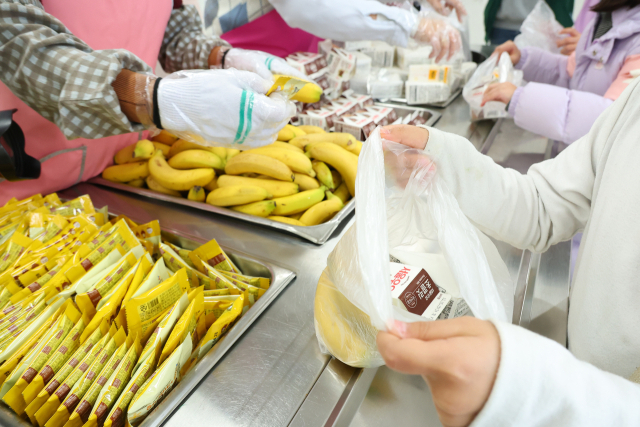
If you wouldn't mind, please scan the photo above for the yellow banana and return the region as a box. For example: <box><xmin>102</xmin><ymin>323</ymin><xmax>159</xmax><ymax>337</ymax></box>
<box><xmin>217</xmin><ymin>175</ymin><xmax>299</xmax><ymax>198</ymax></box>
<box><xmin>210</xmin><ymin>147</ymin><xmax>227</xmax><ymax>162</ymax></box>
<box><xmin>168</xmin><ymin>149</ymin><xmax>225</xmax><ymax>170</ymax></box>
<box><xmin>299</xmin><ymin>192</ymin><xmax>344</xmax><ymax>226</ymax></box>
<box><xmin>102</xmin><ymin>161</ymin><xmax>149</xmax><ymax>183</ymax></box>
<box><xmin>114</xmin><ymin>140</ymin><xmax>155</xmax><ymax>164</ymax></box>
<box><xmin>307</xmin><ymin>143</ymin><xmax>358</xmax><ymax>197</ymax></box>
<box><xmin>290</xmin><ymin>125</ymin><xmax>307</xmax><ymax>138</ymax></box>
<box><xmin>268</xmin><ymin>216</ymin><xmax>305</xmax><ymax>226</ymax></box>
<box><xmin>312</xmin><ymin>161</ymin><xmax>334</xmax><ymax>190</ymax></box>
<box><xmin>331</xmin><ymin>169</ymin><xmax>343</xmax><ymax>188</ymax></box>
<box><xmin>269</xmin><ymin>75</ymin><xmax>323</xmax><ymax>103</ymax></box>
<box><xmin>188</xmin><ymin>186</ymin><xmax>206</xmax><ymax>202</ymax></box>
<box><xmin>226</xmin><ymin>148</ymin><xmax>240</xmax><ymax>159</ymax></box>
<box><xmin>206</xmin><ymin>185</ymin><xmax>271</xmax><ymax>207</ymax></box>
<box><xmin>232</xmin><ymin>200</ymin><xmax>277</xmax><ymax>217</ymax></box>
<box><xmin>270</xmin><ymin>141</ymin><xmax>304</xmax><ymax>153</ymax></box>
<box><xmin>225</xmin><ymin>153</ymin><xmax>294</xmax><ymax>182</ymax></box>
<box><xmin>146</xmin><ymin>176</ymin><xmax>182</xmax><ymax>197</ymax></box>
<box><xmin>277</xmin><ymin>125</ymin><xmax>295</xmax><ymax>142</ymax></box>
<box><xmin>127</xmin><ymin>178</ymin><xmax>145</xmax><ymax>188</ymax></box>
<box><xmin>293</xmin><ymin>133</ymin><xmax>362</xmax><ymax>155</ymax></box>
<box><xmin>332</xmin><ymin>182</ymin><xmax>351</xmax><ymax>204</ymax></box>
<box><xmin>152</xmin><ymin>141</ymin><xmax>171</xmax><ymax>157</ymax></box>
<box><xmin>289</xmin><ymin>212</ymin><xmax>303</xmax><ymax>220</ymax></box>
<box><xmin>246</xmin><ymin>147</ymin><xmax>315</xmax><ymax>176</ymax></box>
<box><xmin>148</xmin><ymin>150</ymin><xmax>214</xmax><ymax>191</ymax></box>
<box><xmin>297</xmin><ymin>125</ymin><xmax>326</xmax><ymax>134</ymax></box>
<box><xmin>204</xmin><ymin>176</ymin><xmax>218</xmax><ymax>191</ymax></box>
<box><xmin>168</xmin><ymin>139</ymin><xmax>225</xmax><ymax>159</ymax></box>
<box><xmin>293</xmin><ymin>173</ymin><xmax>320</xmax><ymax>191</ymax></box>
<box><xmin>151</xmin><ymin>130</ymin><xmax>179</xmax><ymax>145</ymax></box>
<box><xmin>272</xmin><ymin>186</ymin><xmax>326</xmax><ymax>216</ymax></box>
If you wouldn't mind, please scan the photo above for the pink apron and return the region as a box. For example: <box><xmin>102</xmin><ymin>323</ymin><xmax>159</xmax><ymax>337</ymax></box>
<box><xmin>0</xmin><ymin>0</ymin><xmax>173</xmax><ymax>203</ymax></box>
<box><xmin>221</xmin><ymin>9</ymin><xmax>322</xmax><ymax>58</ymax></box>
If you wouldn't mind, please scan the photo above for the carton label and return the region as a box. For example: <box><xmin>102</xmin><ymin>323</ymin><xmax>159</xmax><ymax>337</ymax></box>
<box><xmin>390</xmin><ymin>262</ymin><xmax>451</xmax><ymax>321</ymax></box>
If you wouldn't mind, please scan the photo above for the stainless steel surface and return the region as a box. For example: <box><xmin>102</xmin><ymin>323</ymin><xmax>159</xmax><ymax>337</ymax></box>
<box><xmin>88</xmin><ymin>177</ymin><xmax>355</xmax><ymax>245</ymax></box>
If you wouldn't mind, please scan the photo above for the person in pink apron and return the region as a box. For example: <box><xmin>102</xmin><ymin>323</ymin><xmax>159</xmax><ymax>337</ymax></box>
<box><xmin>0</xmin><ymin>0</ymin><xmax>304</xmax><ymax>203</ymax></box>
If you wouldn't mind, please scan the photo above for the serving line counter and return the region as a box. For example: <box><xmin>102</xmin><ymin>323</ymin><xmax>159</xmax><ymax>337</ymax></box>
<box><xmin>0</xmin><ymin>94</ymin><xmax>570</xmax><ymax>427</ymax></box>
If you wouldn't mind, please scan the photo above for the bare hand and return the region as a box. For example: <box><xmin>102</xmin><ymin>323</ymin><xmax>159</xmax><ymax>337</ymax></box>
<box><xmin>557</xmin><ymin>27</ymin><xmax>581</xmax><ymax>55</ymax></box>
<box><xmin>426</xmin><ymin>0</ymin><xmax>467</xmax><ymax>23</ymax></box>
<box><xmin>377</xmin><ymin>317</ymin><xmax>501</xmax><ymax>427</ymax></box>
<box><xmin>481</xmin><ymin>82</ymin><xmax>517</xmax><ymax>107</ymax></box>
<box><xmin>492</xmin><ymin>41</ymin><xmax>521</xmax><ymax>66</ymax></box>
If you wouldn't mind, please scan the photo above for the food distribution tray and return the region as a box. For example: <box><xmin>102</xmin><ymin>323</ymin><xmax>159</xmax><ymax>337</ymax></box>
<box><xmin>390</xmin><ymin>88</ymin><xmax>462</xmax><ymax>109</ymax></box>
<box><xmin>0</xmin><ymin>227</ymin><xmax>296</xmax><ymax>427</ymax></box>
<box><xmin>89</xmin><ymin>177</ymin><xmax>355</xmax><ymax>245</ymax></box>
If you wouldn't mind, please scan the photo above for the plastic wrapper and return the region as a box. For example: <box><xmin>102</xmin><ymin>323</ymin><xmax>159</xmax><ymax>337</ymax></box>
<box><xmin>314</xmin><ymin>127</ymin><xmax>513</xmax><ymax>368</ymax></box>
<box><xmin>413</xmin><ymin>11</ymin><xmax>462</xmax><ymax>63</ymax></box>
<box><xmin>188</xmin><ymin>239</ymin><xmax>240</xmax><ymax>274</ymax></box>
<box><xmin>514</xmin><ymin>0</ymin><xmax>564</xmax><ymax>53</ymax></box>
<box><xmin>462</xmin><ymin>52</ymin><xmax>523</xmax><ymax>121</ymax></box>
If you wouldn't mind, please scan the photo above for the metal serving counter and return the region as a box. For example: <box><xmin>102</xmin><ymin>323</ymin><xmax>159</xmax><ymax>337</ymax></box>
<box><xmin>48</xmin><ymin>93</ymin><xmax>570</xmax><ymax>427</ymax></box>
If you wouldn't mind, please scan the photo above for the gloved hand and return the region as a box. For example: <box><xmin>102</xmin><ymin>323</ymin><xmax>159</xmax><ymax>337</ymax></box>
<box><xmin>155</xmin><ymin>69</ymin><xmax>295</xmax><ymax>148</ymax></box>
<box><xmin>413</xmin><ymin>13</ymin><xmax>462</xmax><ymax>62</ymax></box>
<box><xmin>223</xmin><ymin>48</ymin><xmax>308</xmax><ymax>81</ymax></box>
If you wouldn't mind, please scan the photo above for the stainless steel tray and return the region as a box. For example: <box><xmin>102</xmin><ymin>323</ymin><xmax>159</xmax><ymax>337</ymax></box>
<box><xmin>370</xmin><ymin>103</ymin><xmax>442</xmax><ymax>127</ymax></box>
<box><xmin>390</xmin><ymin>88</ymin><xmax>462</xmax><ymax>109</ymax></box>
<box><xmin>0</xmin><ymin>226</ymin><xmax>296</xmax><ymax>427</ymax></box>
<box><xmin>88</xmin><ymin>177</ymin><xmax>354</xmax><ymax>245</ymax></box>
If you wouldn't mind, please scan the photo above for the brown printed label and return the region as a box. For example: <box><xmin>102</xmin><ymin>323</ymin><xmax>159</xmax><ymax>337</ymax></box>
<box><xmin>97</xmin><ymin>375</ymin><xmax>108</xmax><ymax>387</ymax></box>
<box><xmin>207</xmin><ymin>254</ymin><xmax>226</xmax><ymax>267</ymax></box>
<box><xmin>109</xmin><ymin>408</ymin><xmax>123</xmax><ymax>425</ymax></box>
<box><xmin>40</xmin><ymin>365</ymin><xmax>54</xmax><ymax>383</ymax></box>
<box><xmin>87</xmin><ymin>289</ymin><xmax>102</xmax><ymax>307</ymax></box>
<box><xmin>78</xmin><ymin>361</ymin><xmax>89</xmax><ymax>372</ymax></box>
<box><xmin>45</xmin><ymin>379</ymin><xmax>61</xmax><ymax>394</ymax></box>
<box><xmin>95</xmin><ymin>402</ymin><xmax>109</xmax><ymax>420</ymax></box>
<box><xmin>76</xmin><ymin>400</ymin><xmax>92</xmax><ymax>423</ymax></box>
<box><xmin>63</xmin><ymin>393</ymin><xmax>80</xmax><ymax>411</ymax></box>
<box><xmin>397</xmin><ymin>269</ymin><xmax>440</xmax><ymax>316</ymax></box>
<box><xmin>22</xmin><ymin>367</ymin><xmax>38</xmax><ymax>383</ymax></box>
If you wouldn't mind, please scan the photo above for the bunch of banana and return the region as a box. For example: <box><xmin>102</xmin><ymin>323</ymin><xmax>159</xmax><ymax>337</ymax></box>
<box><xmin>101</xmin><ymin>126</ymin><xmax>360</xmax><ymax>226</ymax></box>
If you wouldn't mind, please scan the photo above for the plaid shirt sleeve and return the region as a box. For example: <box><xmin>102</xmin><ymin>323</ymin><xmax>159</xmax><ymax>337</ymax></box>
<box><xmin>0</xmin><ymin>0</ymin><xmax>151</xmax><ymax>139</ymax></box>
<box><xmin>158</xmin><ymin>5</ymin><xmax>230</xmax><ymax>73</ymax></box>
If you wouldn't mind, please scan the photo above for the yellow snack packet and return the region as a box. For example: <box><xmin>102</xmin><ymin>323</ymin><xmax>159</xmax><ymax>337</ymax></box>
<box><xmin>97</xmin><ymin>253</ymin><xmax>152</xmax><ymax>313</ymax></box>
<box><xmin>109</xmin><ymin>215</ymin><xmax>138</xmax><ymax>229</ymax></box>
<box><xmin>158</xmin><ymin>288</ymin><xmax>203</xmax><ymax>366</ymax></box>
<box><xmin>30</xmin><ymin>320</ymin><xmax>109</xmax><ymax>427</ymax></box>
<box><xmin>124</xmin><ymin>269</ymin><xmax>190</xmax><ymax>339</ymax></box>
<box><xmin>189</xmin><ymin>239</ymin><xmax>240</xmax><ymax>273</ymax></box>
<box><xmin>202</xmin><ymin>289</ymin><xmax>233</xmax><ymax>297</ymax></box>
<box><xmin>0</xmin><ymin>220</ymin><xmax>24</xmax><ymax>246</ymax></box>
<box><xmin>127</xmin><ymin>334</ymin><xmax>193</xmax><ymax>426</ymax></box>
<box><xmin>158</xmin><ymin>242</ymin><xmax>200</xmax><ymax>288</ymax></box>
<box><xmin>0</xmin><ymin>291</ymin><xmax>43</xmax><ymax>326</ymax></box>
<box><xmin>204</xmin><ymin>296</ymin><xmax>240</xmax><ymax>328</ymax></box>
<box><xmin>51</xmin><ymin>196</ymin><xmax>95</xmax><ymax>217</ymax></box>
<box><xmin>84</xmin><ymin>212</ymin><xmax>105</xmax><ymax>227</ymax></box>
<box><xmin>2</xmin><ymin>303</ymin><xmax>80</xmax><ymax>414</ymax></box>
<box><xmin>0</xmin><ymin>280</ymin><xmax>24</xmax><ymax>311</ymax></box>
<box><xmin>164</xmin><ymin>242</ymin><xmax>196</xmax><ymax>269</ymax></box>
<box><xmin>67</xmin><ymin>335</ymin><xmax>132</xmax><ymax>427</ymax></box>
<box><xmin>113</xmin><ymin>255</ymin><xmax>154</xmax><ymax>331</ymax></box>
<box><xmin>79</xmin><ymin>277</ymin><xmax>131</xmax><ymax>344</ymax></box>
<box><xmin>128</xmin><ymin>258</ymin><xmax>171</xmax><ymax>300</ymax></box>
<box><xmin>0</xmin><ymin>232</ymin><xmax>34</xmax><ymax>273</ymax></box>
<box><xmin>17</xmin><ymin>254</ymin><xmax>71</xmax><ymax>288</ymax></box>
<box><xmin>43</xmin><ymin>194</ymin><xmax>62</xmax><ymax>208</ymax></box>
<box><xmin>4</xmin><ymin>197</ymin><xmax>18</xmax><ymax>207</ymax></box>
<box><xmin>0</xmin><ymin>299</ymin><xmax>47</xmax><ymax>349</ymax></box>
<box><xmin>197</xmin><ymin>294</ymin><xmax>244</xmax><ymax>360</ymax></box>
<box><xmin>65</xmin><ymin>244</ymin><xmax>132</xmax><ymax>299</ymax></box>
<box><xmin>39</xmin><ymin>215</ymin><xmax>70</xmax><ymax>243</ymax></box>
<box><xmin>218</xmin><ymin>270</ymin><xmax>270</xmax><ymax>290</ymax></box>
<box><xmin>132</xmin><ymin>220</ymin><xmax>161</xmax><ymax>247</ymax></box>
<box><xmin>216</xmin><ymin>273</ymin><xmax>265</xmax><ymax>306</ymax></box>
<box><xmin>88</xmin><ymin>334</ymin><xmax>141</xmax><ymax>427</ymax></box>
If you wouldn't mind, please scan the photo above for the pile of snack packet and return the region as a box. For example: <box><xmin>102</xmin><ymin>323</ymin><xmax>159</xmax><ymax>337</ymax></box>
<box><xmin>0</xmin><ymin>193</ymin><xmax>270</xmax><ymax>427</ymax></box>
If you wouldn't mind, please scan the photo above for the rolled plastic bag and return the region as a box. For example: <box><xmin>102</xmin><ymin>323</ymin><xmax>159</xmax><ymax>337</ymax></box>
<box><xmin>514</xmin><ymin>0</ymin><xmax>564</xmax><ymax>53</ymax></box>
<box><xmin>314</xmin><ymin>127</ymin><xmax>513</xmax><ymax>368</ymax></box>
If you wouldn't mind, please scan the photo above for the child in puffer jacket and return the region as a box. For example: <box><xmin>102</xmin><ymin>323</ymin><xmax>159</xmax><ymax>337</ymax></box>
<box><xmin>481</xmin><ymin>0</ymin><xmax>640</xmax><ymax>144</ymax></box>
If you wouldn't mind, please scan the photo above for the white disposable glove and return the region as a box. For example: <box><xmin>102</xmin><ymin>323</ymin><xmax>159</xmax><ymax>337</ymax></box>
<box><xmin>157</xmin><ymin>69</ymin><xmax>295</xmax><ymax>148</ymax></box>
<box><xmin>413</xmin><ymin>12</ymin><xmax>462</xmax><ymax>62</ymax></box>
<box><xmin>224</xmin><ymin>48</ymin><xmax>308</xmax><ymax>81</ymax></box>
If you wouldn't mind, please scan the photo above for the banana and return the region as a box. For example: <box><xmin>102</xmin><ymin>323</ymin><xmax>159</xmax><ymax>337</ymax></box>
<box><xmin>168</xmin><ymin>149</ymin><xmax>225</xmax><ymax>170</ymax></box>
<box><xmin>246</xmin><ymin>147</ymin><xmax>315</xmax><ymax>176</ymax></box>
<box><xmin>206</xmin><ymin>185</ymin><xmax>271</xmax><ymax>207</ymax></box>
<box><xmin>290</xmin><ymin>125</ymin><xmax>307</xmax><ymax>139</ymax></box>
<box><xmin>297</xmin><ymin>125</ymin><xmax>326</xmax><ymax>134</ymax></box>
<box><xmin>268</xmin><ymin>216</ymin><xmax>305</xmax><ymax>226</ymax></box>
<box><xmin>293</xmin><ymin>133</ymin><xmax>362</xmax><ymax>155</ymax></box>
<box><xmin>151</xmin><ymin>130</ymin><xmax>179</xmax><ymax>145</ymax></box>
<box><xmin>168</xmin><ymin>139</ymin><xmax>225</xmax><ymax>159</ymax></box>
<box><xmin>307</xmin><ymin>143</ymin><xmax>358</xmax><ymax>197</ymax></box>
<box><xmin>114</xmin><ymin>140</ymin><xmax>155</xmax><ymax>164</ymax></box>
<box><xmin>289</xmin><ymin>212</ymin><xmax>303</xmax><ymax>220</ymax></box>
<box><xmin>277</xmin><ymin>125</ymin><xmax>295</xmax><ymax>142</ymax></box>
<box><xmin>102</xmin><ymin>161</ymin><xmax>149</xmax><ymax>183</ymax></box>
<box><xmin>270</xmin><ymin>75</ymin><xmax>322</xmax><ymax>103</ymax></box>
<box><xmin>293</xmin><ymin>173</ymin><xmax>320</xmax><ymax>191</ymax></box>
<box><xmin>217</xmin><ymin>175</ymin><xmax>299</xmax><ymax>198</ymax></box>
<box><xmin>312</xmin><ymin>161</ymin><xmax>334</xmax><ymax>190</ymax></box>
<box><xmin>188</xmin><ymin>186</ymin><xmax>206</xmax><ymax>202</ymax></box>
<box><xmin>146</xmin><ymin>176</ymin><xmax>182</xmax><ymax>197</ymax></box>
<box><xmin>225</xmin><ymin>153</ymin><xmax>294</xmax><ymax>182</ymax></box>
<box><xmin>299</xmin><ymin>191</ymin><xmax>344</xmax><ymax>226</ymax></box>
<box><xmin>232</xmin><ymin>200</ymin><xmax>277</xmax><ymax>217</ymax></box>
<box><xmin>272</xmin><ymin>186</ymin><xmax>326</xmax><ymax>216</ymax></box>
<box><xmin>226</xmin><ymin>148</ymin><xmax>240</xmax><ymax>159</ymax></box>
<box><xmin>152</xmin><ymin>141</ymin><xmax>171</xmax><ymax>157</ymax></box>
<box><xmin>210</xmin><ymin>147</ymin><xmax>227</xmax><ymax>162</ymax></box>
<box><xmin>332</xmin><ymin>182</ymin><xmax>351</xmax><ymax>204</ymax></box>
<box><xmin>148</xmin><ymin>150</ymin><xmax>214</xmax><ymax>191</ymax></box>
<box><xmin>127</xmin><ymin>179</ymin><xmax>145</xmax><ymax>188</ymax></box>
<box><xmin>204</xmin><ymin>176</ymin><xmax>218</xmax><ymax>191</ymax></box>
<box><xmin>331</xmin><ymin>169</ymin><xmax>343</xmax><ymax>188</ymax></box>
<box><xmin>271</xmin><ymin>141</ymin><xmax>304</xmax><ymax>153</ymax></box>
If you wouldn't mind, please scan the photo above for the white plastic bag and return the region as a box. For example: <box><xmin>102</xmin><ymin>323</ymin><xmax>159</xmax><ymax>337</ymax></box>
<box><xmin>462</xmin><ymin>52</ymin><xmax>523</xmax><ymax>121</ymax></box>
<box><xmin>514</xmin><ymin>0</ymin><xmax>564</xmax><ymax>53</ymax></box>
<box><xmin>314</xmin><ymin>127</ymin><xmax>513</xmax><ymax>368</ymax></box>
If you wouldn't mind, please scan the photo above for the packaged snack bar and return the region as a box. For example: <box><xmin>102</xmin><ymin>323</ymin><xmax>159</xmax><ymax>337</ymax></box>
<box><xmin>64</xmin><ymin>246</ymin><xmax>128</xmax><ymax>298</ymax></box>
<box><xmin>109</xmin><ymin>215</ymin><xmax>138</xmax><ymax>229</ymax></box>
<box><xmin>50</xmin><ymin>196</ymin><xmax>94</xmax><ymax>217</ymax></box>
<box><xmin>0</xmin><ymin>299</ymin><xmax>47</xmax><ymax>349</ymax></box>
<box><xmin>133</xmin><ymin>221</ymin><xmax>161</xmax><ymax>247</ymax></box>
<box><xmin>204</xmin><ymin>296</ymin><xmax>240</xmax><ymax>328</ymax></box>
<box><xmin>196</xmin><ymin>294</ymin><xmax>243</xmax><ymax>360</ymax></box>
<box><xmin>217</xmin><ymin>270</ymin><xmax>270</xmax><ymax>290</ymax></box>
<box><xmin>164</xmin><ymin>242</ymin><xmax>195</xmax><ymax>269</ymax></box>
<box><xmin>0</xmin><ymin>281</ymin><xmax>24</xmax><ymax>313</ymax></box>
<box><xmin>189</xmin><ymin>239</ymin><xmax>240</xmax><ymax>274</ymax></box>
<box><xmin>87</xmin><ymin>335</ymin><xmax>141</xmax><ymax>427</ymax></box>
<box><xmin>79</xmin><ymin>278</ymin><xmax>130</xmax><ymax>344</ymax></box>
<box><xmin>202</xmin><ymin>289</ymin><xmax>233</xmax><ymax>297</ymax></box>
<box><xmin>97</xmin><ymin>253</ymin><xmax>151</xmax><ymax>313</ymax></box>
<box><xmin>127</xmin><ymin>334</ymin><xmax>193</xmax><ymax>426</ymax></box>
<box><xmin>129</xmin><ymin>258</ymin><xmax>171</xmax><ymax>300</ymax></box>
<box><xmin>114</xmin><ymin>255</ymin><xmax>154</xmax><ymax>330</ymax></box>
<box><xmin>30</xmin><ymin>320</ymin><xmax>109</xmax><ymax>427</ymax></box>
<box><xmin>2</xmin><ymin>303</ymin><xmax>80</xmax><ymax>414</ymax></box>
<box><xmin>158</xmin><ymin>243</ymin><xmax>200</xmax><ymax>288</ymax></box>
<box><xmin>0</xmin><ymin>232</ymin><xmax>34</xmax><ymax>273</ymax></box>
<box><xmin>158</xmin><ymin>289</ymin><xmax>203</xmax><ymax>365</ymax></box>
<box><xmin>217</xmin><ymin>274</ymin><xmax>265</xmax><ymax>306</ymax></box>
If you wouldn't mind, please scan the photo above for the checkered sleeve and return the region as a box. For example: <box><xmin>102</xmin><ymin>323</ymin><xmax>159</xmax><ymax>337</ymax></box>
<box><xmin>159</xmin><ymin>5</ymin><xmax>230</xmax><ymax>73</ymax></box>
<box><xmin>0</xmin><ymin>0</ymin><xmax>152</xmax><ymax>139</ymax></box>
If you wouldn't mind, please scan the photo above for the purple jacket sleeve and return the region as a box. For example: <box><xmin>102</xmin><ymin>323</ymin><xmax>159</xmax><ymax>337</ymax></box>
<box><xmin>516</xmin><ymin>47</ymin><xmax>571</xmax><ymax>88</ymax></box>
<box><xmin>508</xmin><ymin>83</ymin><xmax>614</xmax><ymax>144</ymax></box>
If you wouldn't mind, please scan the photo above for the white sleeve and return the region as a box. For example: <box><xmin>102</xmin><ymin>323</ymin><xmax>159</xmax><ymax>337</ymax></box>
<box><xmin>269</xmin><ymin>0</ymin><xmax>417</xmax><ymax>47</ymax></box>
<box><xmin>470</xmin><ymin>322</ymin><xmax>640</xmax><ymax>427</ymax></box>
